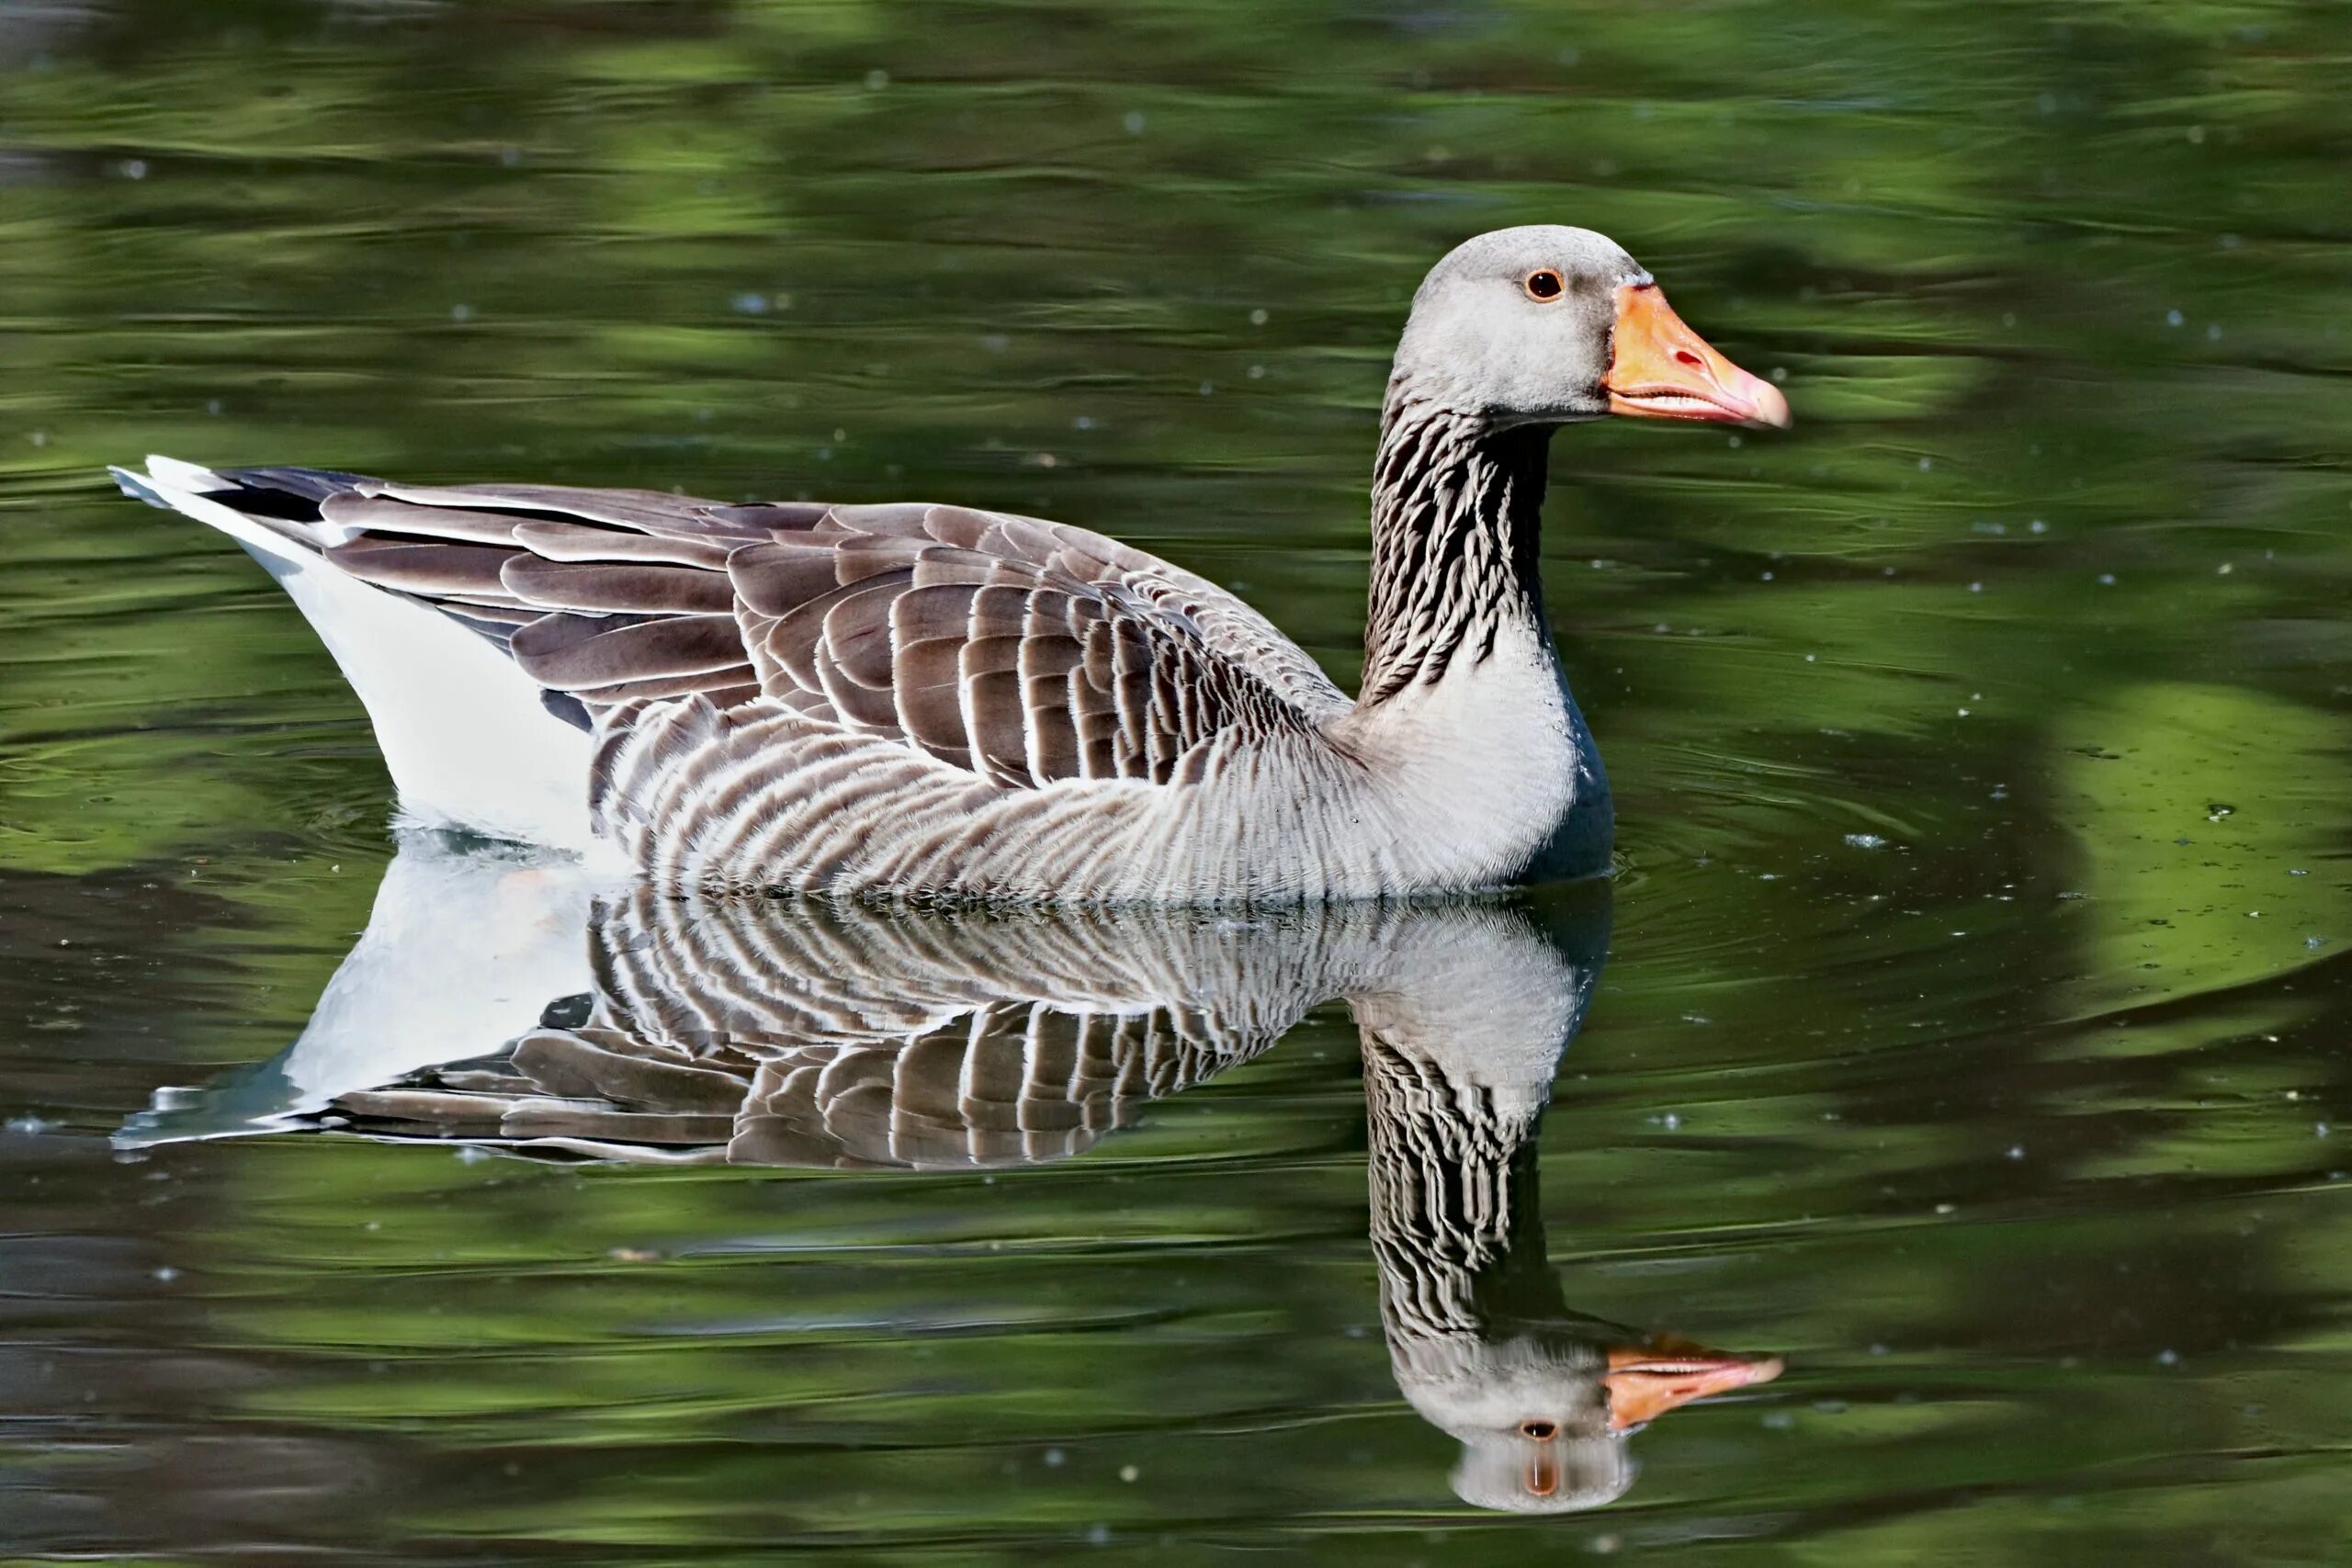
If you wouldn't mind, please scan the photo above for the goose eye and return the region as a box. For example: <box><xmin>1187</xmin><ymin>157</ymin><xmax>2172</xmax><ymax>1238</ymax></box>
<box><xmin>1523</xmin><ymin>268</ymin><xmax>1566</xmax><ymax>301</ymax></box>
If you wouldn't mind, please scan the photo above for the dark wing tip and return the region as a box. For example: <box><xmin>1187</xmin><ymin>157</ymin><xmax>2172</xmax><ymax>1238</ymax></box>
<box><xmin>213</xmin><ymin>466</ymin><xmax>377</xmax><ymax>523</ymax></box>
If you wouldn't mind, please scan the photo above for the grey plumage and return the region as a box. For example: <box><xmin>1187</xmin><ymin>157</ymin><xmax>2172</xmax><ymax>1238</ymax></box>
<box><xmin>112</xmin><ymin>225</ymin><xmax>1790</xmax><ymax>899</ymax></box>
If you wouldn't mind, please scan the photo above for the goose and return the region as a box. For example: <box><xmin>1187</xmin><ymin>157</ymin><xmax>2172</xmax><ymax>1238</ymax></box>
<box><xmin>110</xmin><ymin>226</ymin><xmax>1788</xmax><ymax>902</ymax></box>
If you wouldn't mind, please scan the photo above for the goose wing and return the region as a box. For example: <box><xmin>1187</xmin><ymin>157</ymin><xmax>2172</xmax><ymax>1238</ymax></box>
<box><xmin>217</xmin><ymin>468</ymin><xmax>1348</xmax><ymax>788</ymax></box>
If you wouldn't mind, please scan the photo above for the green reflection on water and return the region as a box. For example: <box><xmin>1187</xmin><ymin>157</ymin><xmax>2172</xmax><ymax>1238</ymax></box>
<box><xmin>3</xmin><ymin>0</ymin><xmax>2351</xmax><ymax>1562</ymax></box>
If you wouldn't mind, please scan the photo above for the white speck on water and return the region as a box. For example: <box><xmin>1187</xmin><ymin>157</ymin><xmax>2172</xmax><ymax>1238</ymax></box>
<box><xmin>1770</xmin><ymin>365</ymin><xmax>1788</xmax><ymax>382</ymax></box>
<box><xmin>2320</xmin><ymin>1122</ymin><xmax>2333</xmax><ymax>1139</ymax></box>
<box><xmin>2007</xmin><ymin>1145</ymin><xmax>2026</xmax><ymax>1160</ymax></box>
<box><xmin>1957</xmin><ymin>707</ymin><xmax>1971</xmax><ymax>717</ymax></box>
<box><xmin>2030</xmin><ymin>518</ymin><xmax>2048</xmax><ymax>534</ymax></box>
<box><xmin>1662</xmin><ymin>1113</ymin><xmax>1682</xmax><ymax>1130</ymax></box>
<box><xmin>1123</xmin><ymin>111</ymin><xmax>1146</xmax><ymax>134</ymax></box>
<box><xmin>1043</xmin><ymin>1448</ymin><xmax>1066</xmax><ymax>1468</ymax></box>
<box><xmin>730</xmin><ymin>291</ymin><xmax>769</xmax><ymax>315</ymax></box>
<box><xmin>1197</xmin><ymin>381</ymin><xmax>1215</xmax><ymax>396</ymax></box>
<box><xmin>2307</xmin><ymin>935</ymin><xmax>2327</xmax><ymax>951</ymax></box>
<box><xmin>6</xmin><ymin>1114</ymin><xmax>54</xmax><ymax>1135</ymax></box>
<box><xmin>2207</xmin><ymin>322</ymin><xmax>2223</xmax><ymax>341</ymax></box>
<box><xmin>2291</xmin><ymin>868</ymin><xmax>2309</xmax><ymax>876</ymax></box>
<box><xmin>1246</xmin><ymin>364</ymin><xmax>1265</xmax><ymax>379</ymax></box>
<box><xmin>1249</xmin><ymin>308</ymin><xmax>1269</xmax><ymax>326</ymax></box>
<box><xmin>1917</xmin><ymin>457</ymin><xmax>1933</xmax><ymax>471</ymax></box>
<box><xmin>2156</xmin><ymin>1348</ymin><xmax>2179</xmax><ymax>1366</ymax></box>
<box><xmin>153</xmin><ymin>1266</ymin><xmax>179</xmax><ymax>1283</ymax></box>
<box><xmin>119</xmin><ymin>157</ymin><xmax>148</xmax><ymax>179</ymax></box>
<box><xmin>2098</xmin><ymin>572</ymin><xmax>2116</xmax><ymax>585</ymax></box>
<box><xmin>2217</xmin><ymin>561</ymin><xmax>2233</xmax><ymax>574</ymax></box>
<box><xmin>1760</xmin><ymin>570</ymin><xmax>1772</xmax><ymax>580</ymax></box>
<box><xmin>1072</xmin><ymin>415</ymin><xmax>1094</xmax><ymax>431</ymax></box>
<box><xmin>456</xmin><ymin>1145</ymin><xmax>491</xmax><ymax>1164</ymax></box>
<box><xmin>1761</xmin><ymin>1409</ymin><xmax>1795</xmax><ymax>1429</ymax></box>
<box><xmin>1119</xmin><ymin>1464</ymin><xmax>1139</xmax><ymax>1483</ymax></box>
<box><xmin>449</xmin><ymin>303</ymin><xmax>473</xmax><ymax>322</ymax></box>
<box><xmin>1845</xmin><ymin>833</ymin><xmax>1886</xmax><ymax>850</ymax></box>
<box><xmin>2165</xmin><ymin>309</ymin><xmax>2184</xmax><ymax>327</ymax></box>
<box><xmin>1934</xmin><ymin>1202</ymin><xmax>1956</xmax><ymax>1215</ymax></box>
<box><xmin>1804</xmin><ymin>652</ymin><xmax>1816</xmax><ymax>662</ymax></box>
<box><xmin>1968</xmin><ymin>581</ymin><xmax>1984</xmax><ymax>592</ymax></box>
<box><xmin>864</xmin><ymin>69</ymin><xmax>890</xmax><ymax>90</ymax></box>
<box><xmin>205</xmin><ymin>399</ymin><xmax>222</xmax><ymax>416</ymax></box>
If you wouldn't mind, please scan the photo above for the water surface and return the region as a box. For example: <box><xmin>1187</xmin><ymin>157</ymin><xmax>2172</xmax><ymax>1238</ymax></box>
<box><xmin>4</xmin><ymin>1</ymin><xmax>2351</xmax><ymax>1562</ymax></box>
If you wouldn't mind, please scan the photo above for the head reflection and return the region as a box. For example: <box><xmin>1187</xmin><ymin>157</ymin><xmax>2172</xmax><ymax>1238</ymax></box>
<box><xmin>122</xmin><ymin>837</ymin><xmax>1780</xmax><ymax>1508</ymax></box>
<box><xmin>1358</xmin><ymin>958</ymin><xmax>1782</xmax><ymax>1512</ymax></box>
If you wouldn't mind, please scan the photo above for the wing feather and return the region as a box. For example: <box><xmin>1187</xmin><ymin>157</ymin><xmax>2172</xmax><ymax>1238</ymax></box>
<box><xmin>197</xmin><ymin>468</ymin><xmax>1337</xmax><ymax>795</ymax></box>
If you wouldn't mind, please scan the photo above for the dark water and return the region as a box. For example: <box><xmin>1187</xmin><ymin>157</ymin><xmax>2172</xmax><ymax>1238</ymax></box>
<box><xmin>5</xmin><ymin>1</ymin><xmax>2352</xmax><ymax>1561</ymax></box>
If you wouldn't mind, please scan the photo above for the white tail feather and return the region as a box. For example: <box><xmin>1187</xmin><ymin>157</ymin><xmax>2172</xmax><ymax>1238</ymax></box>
<box><xmin>118</xmin><ymin>455</ymin><xmax>600</xmax><ymax>852</ymax></box>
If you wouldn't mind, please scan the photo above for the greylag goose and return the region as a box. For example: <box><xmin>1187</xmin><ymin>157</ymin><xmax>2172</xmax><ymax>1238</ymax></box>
<box><xmin>110</xmin><ymin>227</ymin><xmax>1787</xmax><ymax>902</ymax></box>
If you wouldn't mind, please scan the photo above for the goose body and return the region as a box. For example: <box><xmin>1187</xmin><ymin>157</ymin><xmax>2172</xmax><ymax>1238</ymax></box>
<box><xmin>111</xmin><ymin>227</ymin><xmax>1785</xmax><ymax>902</ymax></box>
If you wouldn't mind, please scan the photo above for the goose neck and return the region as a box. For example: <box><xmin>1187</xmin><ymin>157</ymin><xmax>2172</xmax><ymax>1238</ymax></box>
<box><xmin>1359</xmin><ymin>392</ymin><xmax>1555</xmax><ymax>706</ymax></box>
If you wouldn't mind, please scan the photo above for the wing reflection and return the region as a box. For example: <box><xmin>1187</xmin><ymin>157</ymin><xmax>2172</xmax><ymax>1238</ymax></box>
<box><xmin>121</xmin><ymin>835</ymin><xmax>1780</xmax><ymax>1509</ymax></box>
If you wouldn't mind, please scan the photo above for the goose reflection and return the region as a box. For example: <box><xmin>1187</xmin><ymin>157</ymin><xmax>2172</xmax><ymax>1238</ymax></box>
<box><xmin>123</xmin><ymin>838</ymin><xmax>1780</xmax><ymax>1508</ymax></box>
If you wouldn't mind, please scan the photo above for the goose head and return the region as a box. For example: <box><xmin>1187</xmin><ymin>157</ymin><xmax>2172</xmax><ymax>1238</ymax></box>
<box><xmin>1397</xmin><ymin>1329</ymin><xmax>1785</xmax><ymax>1513</ymax></box>
<box><xmin>1392</xmin><ymin>224</ymin><xmax>1791</xmax><ymax>433</ymax></box>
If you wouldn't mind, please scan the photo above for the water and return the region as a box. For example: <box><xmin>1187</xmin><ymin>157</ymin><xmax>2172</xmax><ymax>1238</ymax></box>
<box><xmin>4</xmin><ymin>1</ymin><xmax>2351</xmax><ymax>1560</ymax></box>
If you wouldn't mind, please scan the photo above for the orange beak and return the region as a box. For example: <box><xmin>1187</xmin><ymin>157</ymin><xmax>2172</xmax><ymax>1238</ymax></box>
<box><xmin>1603</xmin><ymin>1337</ymin><xmax>1785</xmax><ymax>1432</ymax></box>
<box><xmin>1603</xmin><ymin>284</ymin><xmax>1792</xmax><ymax>430</ymax></box>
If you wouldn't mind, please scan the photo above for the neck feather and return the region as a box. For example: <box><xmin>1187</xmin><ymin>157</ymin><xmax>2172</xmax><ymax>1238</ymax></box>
<box><xmin>1363</xmin><ymin>1039</ymin><xmax>1563</xmax><ymax>1342</ymax></box>
<box><xmin>1360</xmin><ymin>388</ymin><xmax>1554</xmax><ymax>705</ymax></box>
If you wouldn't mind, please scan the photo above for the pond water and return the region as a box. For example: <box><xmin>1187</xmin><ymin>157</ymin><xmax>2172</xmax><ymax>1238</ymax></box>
<box><xmin>4</xmin><ymin>1</ymin><xmax>2351</xmax><ymax>1562</ymax></box>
